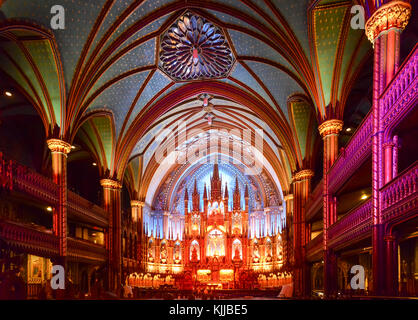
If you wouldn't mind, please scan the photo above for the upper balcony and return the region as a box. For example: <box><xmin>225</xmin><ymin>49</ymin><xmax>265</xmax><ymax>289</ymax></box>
<box><xmin>0</xmin><ymin>153</ymin><xmax>108</xmax><ymax>227</ymax></box>
<box><xmin>328</xmin><ymin>111</ymin><xmax>373</xmax><ymax>195</ymax></box>
<box><xmin>306</xmin><ymin>232</ymin><xmax>323</xmax><ymax>262</ymax></box>
<box><xmin>380</xmin><ymin>44</ymin><xmax>418</xmax><ymax>132</ymax></box>
<box><xmin>0</xmin><ymin>219</ymin><xmax>59</xmax><ymax>258</ymax></box>
<box><xmin>326</xmin><ymin>45</ymin><xmax>417</xmax><ymax>196</ymax></box>
<box><xmin>306</xmin><ymin>179</ymin><xmax>323</xmax><ymax>222</ymax></box>
<box><xmin>381</xmin><ymin>160</ymin><xmax>418</xmax><ymax>225</ymax></box>
<box><xmin>67</xmin><ymin>237</ymin><xmax>107</xmax><ymax>263</ymax></box>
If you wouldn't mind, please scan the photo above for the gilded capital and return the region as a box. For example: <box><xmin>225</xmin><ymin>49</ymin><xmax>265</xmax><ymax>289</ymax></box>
<box><xmin>47</xmin><ymin>139</ymin><xmax>72</xmax><ymax>154</ymax></box>
<box><xmin>292</xmin><ymin>169</ymin><xmax>314</xmax><ymax>182</ymax></box>
<box><xmin>365</xmin><ymin>1</ymin><xmax>411</xmax><ymax>43</ymax></box>
<box><xmin>100</xmin><ymin>178</ymin><xmax>122</xmax><ymax>189</ymax></box>
<box><xmin>131</xmin><ymin>200</ymin><xmax>145</xmax><ymax>208</ymax></box>
<box><xmin>318</xmin><ymin>119</ymin><xmax>343</xmax><ymax>138</ymax></box>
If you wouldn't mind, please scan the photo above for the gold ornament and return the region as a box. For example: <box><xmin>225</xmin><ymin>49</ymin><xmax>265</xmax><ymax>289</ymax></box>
<box><xmin>318</xmin><ymin>119</ymin><xmax>343</xmax><ymax>138</ymax></box>
<box><xmin>100</xmin><ymin>178</ymin><xmax>122</xmax><ymax>189</ymax></box>
<box><xmin>47</xmin><ymin>139</ymin><xmax>72</xmax><ymax>154</ymax></box>
<box><xmin>365</xmin><ymin>1</ymin><xmax>411</xmax><ymax>43</ymax></box>
<box><xmin>292</xmin><ymin>169</ymin><xmax>314</xmax><ymax>182</ymax></box>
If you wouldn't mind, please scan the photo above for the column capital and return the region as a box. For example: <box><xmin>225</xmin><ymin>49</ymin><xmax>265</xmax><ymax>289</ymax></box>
<box><xmin>318</xmin><ymin>119</ymin><xmax>343</xmax><ymax>138</ymax></box>
<box><xmin>365</xmin><ymin>1</ymin><xmax>411</xmax><ymax>43</ymax></box>
<box><xmin>283</xmin><ymin>194</ymin><xmax>294</xmax><ymax>201</ymax></box>
<box><xmin>292</xmin><ymin>169</ymin><xmax>314</xmax><ymax>182</ymax></box>
<box><xmin>47</xmin><ymin>139</ymin><xmax>72</xmax><ymax>155</ymax></box>
<box><xmin>131</xmin><ymin>200</ymin><xmax>145</xmax><ymax>208</ymax></box>
<box><xmin>100</xmin><ymin>178</ymin><xmax>122</xmax><ymax>189</ymax></box>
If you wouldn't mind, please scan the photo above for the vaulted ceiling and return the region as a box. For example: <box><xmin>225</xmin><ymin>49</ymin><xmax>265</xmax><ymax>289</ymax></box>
<box><xmin>0</xmin><ymin>0</ymin><xmax>372</xmax><ymax>204</ymax></box>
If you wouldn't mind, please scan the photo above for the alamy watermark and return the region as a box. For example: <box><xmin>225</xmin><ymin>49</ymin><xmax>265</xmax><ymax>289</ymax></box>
<box><xmin>50</xmin><ymin>5</ymin><xmax>65</xmax><ymax>30</ymax></box>
<box><xmin>153</xmin><ymin>121</ymin><xmax>264</xmax><ymax>176</ymax></box>
<box><xmin>350</xmin><ymin>5</ymin><xmax>366</xmax><ymax>30</ymax></box>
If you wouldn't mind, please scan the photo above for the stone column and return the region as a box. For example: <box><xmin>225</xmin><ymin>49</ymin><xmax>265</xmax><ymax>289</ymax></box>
<box><xmin>131</xmin><ymin>200</ymin><xmax>145</xmax><ymax>266</ymax></box>
<box><xmin>385</xmin><ymin>234</ymin><xmax>398</xmax><ymax>296</ymax></box>
<box><xmin>100</xmin><ymin>178</ymin><xmax>122</xmax><ymax>293</ymax></box>
<box><xmin>365</xmin><ymin>0</ymin><xmax>411</xmax><ymax>296</ymax></box>
<box><xmin>319</xmin><ymin>119</ymin><xmax>343</xmax><ymax>298</ymax></box>
<box><xmin>47</xmin><ymin>139</ymin><xmax>71</xmax><ymax>263</ymax></box>
<box><xmin>292</xmin><ymin>169</ymin><xmax>314</xmax><ymax>297</ymax></box>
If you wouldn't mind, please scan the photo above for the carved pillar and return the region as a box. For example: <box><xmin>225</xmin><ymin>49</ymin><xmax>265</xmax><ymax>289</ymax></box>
<box><xmin>292</xmin><ymin>169</ymin><xmax>314</xmax><ymax>297</ymax></box>
<box><xmin>385</xmin><ymin>234</ymin><xmax>398</xmax><ymax>296</ymax></box>
<box><xmin>319</xmin><ymin>119</ymin><xmax>343</xmax><ymax>298</ymax></box>
<box><xmin>47</xmin><ymin>139</ymin><xmax>71</xmax><ymax>263</ymax></box>
<box><xmin>100</xmin><ymin>178</ymin><xmax>122</xmax><ymax>293</ymax></box>
<box><xmin>131</xmin><ymin>200</ymin><xmax>145</xmax><ymax>267</ymax></box>
<box><xmin>365</xmin><ymin>0</ymin><xmax>411</xmax><ymax>296</ymax></box>
<box><xmin>283</xmin><ymin>194</ymin><xmax>294</xmax><ymax>269</ymax></box>
<box><xmin>383</xmin><ymin>140</ymin><xmax>395</xmax><ymax>184</ymax></box>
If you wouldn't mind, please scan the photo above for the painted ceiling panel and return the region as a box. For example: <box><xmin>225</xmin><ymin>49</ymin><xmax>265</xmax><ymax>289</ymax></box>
<box><xmin>269</xmin><ymin>0</ymin><xmax>311</xmax><ymax>60</ymax></box>
<box><xmin>77</xmin><ymin>129</ymin><xmax>96</xmax><ymax>158</ymax></box>
<box><xmin>99</xmin><ymin>15</ymin><xmax>170</xmax><ymax>66</ymax></box>
<box><xmin>246</xmin><ymin>61</ymin><xmax>304</xmax><ymax>120</ymax></box>
<box><xmin>205</xmin><ymin>9</ymin><xmax>264</xmax><ymax>36</ymax></box>
<box><xmin>212</xmin><ymin>0</ymin><xmax>265</xmax><ymax>23</ymax></box>
<box><xmin>89</xmin><ymin>38</ymin><xmax>156</xmax><ymax>95</ymax></box>
<box><xmin>82</xmin><ymin>122</ymin><xmax>104</xmax><ymax>166</ymax></box>
<box><xmin>313</xmin><ymin>4</ymin><xmax>347</xmax><ymax>106</ymax></box>
<box><xmin>291</xmin><ymin>101</ymin><xmax>311</xmax><ymax>159</ymax></box>
<box><xmin>0</xmin><ymin>42</ymin><xmax>49</xmax><ymax>118</ymax></box>
<box><xmin>88</xmin><ymin>70</ymin><xmax>150</xmax><ymax>136</ymax></box>
<box><xmin>132</xmin><ymin>121</ymin><xmax>166</xmax><ymax>158</ymax></box>
<box><xmin>24</xmin><ymin>40</ymin><xmax>62</xmax><ymax>126</ymax></box>
<box><xmin>229</xmin><ymin>62</ymin><xmax>277</xmax><ymax>111</ymax></box>
<box><xmin>337</xmin><ymin>25</ymin><xmax>365</xmax><ymax>98</ymax></box>
<box><xmin>125</xmin><ymin>69</ymin><xmax>172</xmax><ymax>130</ymax></box>
<box><xmin>228</xmin><ymin>29</ymin><xmax>295</xmax><ymax>73</ymax></box>
<box><xmin>92</xmin><ymin>116</ymin><xmax>114</xmax><ymax>169</ymax></box>
<box><xmin>347</xmin><ymin>37</ymin><xmax>371</xmax><ymax>85</ymax></box>
<box><xmin>1</xmin><ymin>0</ymin><xmax>106</xmax><ymax>89</ymax></box>
<box><xmin>0</xmin><ymin>47</ymin><xmax>45</xmax><ymax>120</ymax></box>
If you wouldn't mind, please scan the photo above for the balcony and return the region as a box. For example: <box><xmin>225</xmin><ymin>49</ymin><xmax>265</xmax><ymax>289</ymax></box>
<box><xmin>67</xmin><ymin>191</ymin><xmax>108</xmax><ymax>227</ymax></box>
<box><xmin>381</xmin><ymin>44</ymin><xmax>418</xmax><ymax>131</ymax></box>
<box><xmin>327</xmin><ymin>199</ymin><xmax>372</xmax><ymax>250</ymax></box>
<box><xmin>0</xmin><ymin>220</ymin><xmax>59</xmax><ymax>257</ymax></box>
<box><xmin>67</xmin><ymin>237</ymin><xmax>107</xmax><ymax>263</ymax></box>
<box><xmin>306</xmin><ymin>232</ymin><xmax>323</xmax><ymax>262</ymax></box>
<box><xmin>381</xmin><ymin>161</ymin><xmax>418</xmax><ymax>225</ymax></box>
<box><xmin>328</xmin><ymin>111</ymin><xmax>373</xmax><ymax>194</ymax></box>
<box><xmin>306</xmin><ymin>179</ymin><xmax>323</xmax><ymax>221</ymax></box>
<box><xmin>0</xmin><ymin>153</ymin><xmax>108</xmax><ymax>226</ymax></box>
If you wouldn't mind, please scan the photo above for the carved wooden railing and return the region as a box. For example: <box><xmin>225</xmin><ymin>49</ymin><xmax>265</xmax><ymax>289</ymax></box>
<box><xmin>328</xmin><ymin>199</ymin><xmax>373</xmax><ymax>250</ymax></box>
<box><xmin>0</xmin><ymin>220</ymin><xmax>59</xmax><ymax>257</ymax></box>
<box><xmin>67</xmin><ymin>237</ymin><xmax>107</xmax><ymax>263</ymax></box>
<box><xmin>381</xmin><ymin>45</ymin><xmax>418</xmax><ymax>130</ymax></box>
<box><xmin>381</xmin><ymin>161</ymin><xmax>418</xmax><ymax>224</ymax></box>
<box><xmin>328</xmin><ymin>111</ymin><xmax>373</xmax><ymax>194</ymax></box>
<box><xmin>0</xmin><ymin>153</ymin><xmax>108</xmax><ymax>225</ymax></box>
<box><xmin>11</xmin><ymin>158</ymin><xmax>59</xmax><ymax>205</ymax></box>
<box><xmin>67</xmin><ymin>191</ymin><xmax>108</xmax><ymax>227</ymax></box>
<box><xmin>306</xmin><ymin>179</ymin><xmax>323</xmax><ymax>221</ymax></box>
<box><xmin>306</xmin><ymin>232</ymin><xmax>323</xmax><ymax>261</ymax></box>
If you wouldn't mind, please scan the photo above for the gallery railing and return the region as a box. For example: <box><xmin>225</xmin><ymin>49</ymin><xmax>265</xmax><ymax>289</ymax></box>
<box><xmin>381</xmin><ymin>161</ymin><xmax>418</xmax><ymax>224</ymax></box>
<box><xmin>306</xmin><ymin>232</ymin><xmax>323</xmax><ymax>261</ymax></box>
<box><xmin>381</xmin><ymin>45</ymin><xmax>418</xmax><ymax>131</ymax></box>
<box><xmin>306</xmin><ymin>179</ymin><xmax>323</xmax><ymax>221</ymax></box>
<box><xmin>328</xmin><ymin>111</ymin><xmax>373</xmax><ymax>194</ymax></box>
<box><xmin>67</xmin><ymin>237</ymin><xmax>107</xmax><ymax>263</ymax></box>
<box><xmin>327</xmin><ymin>199</ymin><xmax>372</xmax><ymax>250</ymax></box>
<box><xmin>0</xmin><ymin>153</ymin><xmax>107</xmax><ymax>225</ymax></box>
<box><xmin>0</xmin><ymin>220</ymin><xmax>59</xmax><ymax>257</ymax></box>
